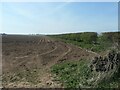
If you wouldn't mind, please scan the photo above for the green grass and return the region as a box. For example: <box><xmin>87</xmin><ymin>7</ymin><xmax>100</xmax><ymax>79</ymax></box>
<box><xmin>59</xmin><ymin>38</ymin><xmax>112</xmax><ymax>52</ymax></box>
<box><xmin>51</xmin><ymin>60</ymin><xmax>93</xmax><ymax>88</ymax></box>
<box><xmin>48</xmin><ymin>32</ymin><xmax>116</xmax><ymax>53</ymax></box>
<box><xmin>98</xmin><ymin>67</ymin><xmax>120</xmax><ymax>88</ymax></box>
<box><xmin>49</xmin><ymin>32</ymin><xmax>119</xmax><ymax>88</ymax></box>
<box><xmin>51</xmin><ymin>59</ymin><xmax>120</xmax><ymax>88</ymax></box>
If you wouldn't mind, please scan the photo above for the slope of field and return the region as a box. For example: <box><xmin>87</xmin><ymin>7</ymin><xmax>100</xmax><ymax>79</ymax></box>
<box><xmin>2</xmin><ymin>35</ymin><xmax>96</xmax><ymax>88</ymax></box>
<box><xmin>49</xmin><ymin>32</ymin><xmax>120</xmax><ymax>88</ymax></box>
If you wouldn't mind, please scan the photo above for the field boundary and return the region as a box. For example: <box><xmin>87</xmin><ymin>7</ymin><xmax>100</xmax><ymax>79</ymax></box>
<box><xmin>0</xmin><ymin>34</ymin><xmax>2</xmax><ymax>88</ymax></box>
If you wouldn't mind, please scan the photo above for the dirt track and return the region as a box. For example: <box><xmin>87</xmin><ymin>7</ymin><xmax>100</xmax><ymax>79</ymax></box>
<box><xmin>2</xmin><ymin>35</ymin><xmax>97</xmax><ymax>88</ymax></box>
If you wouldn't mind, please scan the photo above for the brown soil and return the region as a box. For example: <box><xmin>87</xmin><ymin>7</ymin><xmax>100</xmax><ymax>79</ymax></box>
<box><xmin>2</xmin><ymin>35</ymin><xmax>97</xmax><ymax>88</ymax></box>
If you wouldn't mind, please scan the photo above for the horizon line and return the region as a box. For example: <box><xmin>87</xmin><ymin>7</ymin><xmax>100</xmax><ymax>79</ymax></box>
<box><xmin>1</xmin><ymin>31</ymin><xmax>119</xmax><ymax>35</ymax></box>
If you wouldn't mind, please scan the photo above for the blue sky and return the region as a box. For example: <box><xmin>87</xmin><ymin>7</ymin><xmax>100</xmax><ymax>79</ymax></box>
<box><xmin>1</xmin><ymin>2</ymin><xmax>118</xmax><ymax>34</ymax></box>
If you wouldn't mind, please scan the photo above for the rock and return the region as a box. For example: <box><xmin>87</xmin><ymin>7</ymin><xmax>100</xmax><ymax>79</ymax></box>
<box><xmin>90</xmin><ymin>50</ymin><xmax>120</xmax><ymax>72</ymax></box>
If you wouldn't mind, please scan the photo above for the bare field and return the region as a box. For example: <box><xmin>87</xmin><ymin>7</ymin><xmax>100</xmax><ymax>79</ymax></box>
<box><xmin>2</xmin><ymin>35</ymin><xmax>96</xmax><ymax>88</ymax></box>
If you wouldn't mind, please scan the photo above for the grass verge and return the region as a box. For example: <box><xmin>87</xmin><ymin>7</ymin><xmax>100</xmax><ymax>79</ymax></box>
<box><xmin>51</xmin><ymin>59</ymin><xmax>120</xmax><ymax>88</ymax></box>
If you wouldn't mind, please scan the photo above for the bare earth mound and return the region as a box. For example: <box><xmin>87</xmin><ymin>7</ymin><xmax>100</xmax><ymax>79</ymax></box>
<box><xmin>2</xmin><ymin>35</ymin><xmax>96</xmax><ymax>88</ymax></box>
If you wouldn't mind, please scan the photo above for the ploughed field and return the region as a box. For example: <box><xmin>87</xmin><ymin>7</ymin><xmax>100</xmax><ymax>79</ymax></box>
<box><xmin>2</xmin><ymin>35</ymin><xmax>96</xmax><ymax>88</ymax></box>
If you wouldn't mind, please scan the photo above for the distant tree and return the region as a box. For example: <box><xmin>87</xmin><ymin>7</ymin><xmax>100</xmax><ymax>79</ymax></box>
<box><xmin>80</xmin><ymin>32</ymin><xmax>98</xmax><ymax>44</ymax></box>
<box><xmin>99</xmin><ymin>32</ymin><xmax>120</xmax><ymax>44</ymax></box>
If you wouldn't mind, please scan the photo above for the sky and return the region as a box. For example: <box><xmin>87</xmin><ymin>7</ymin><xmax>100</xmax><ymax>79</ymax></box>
<box><xmin>0</xmin><ymin>2</ymin><xmax>118</xmax><ymax>34</ymax></box>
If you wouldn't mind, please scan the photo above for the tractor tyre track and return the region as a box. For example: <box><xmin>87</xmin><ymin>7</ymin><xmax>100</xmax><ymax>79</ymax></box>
<box><xmin>14</xmin><ymin>42</ymin><xmax>57</xmax><ymax>67</ymax></box>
